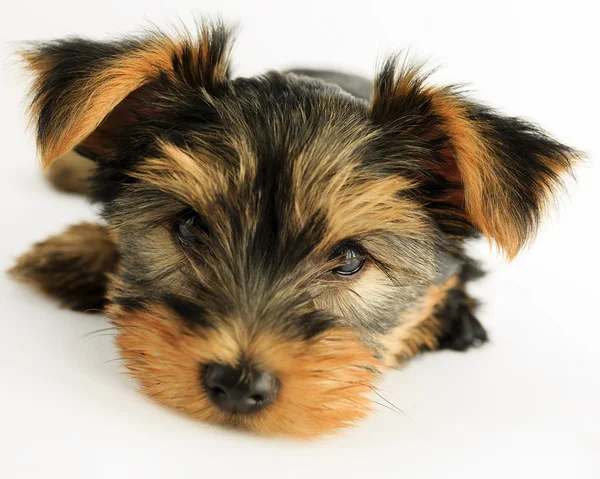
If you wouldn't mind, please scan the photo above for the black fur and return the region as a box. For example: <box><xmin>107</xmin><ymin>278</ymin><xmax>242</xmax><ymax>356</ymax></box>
<box><xmin>163</xmin><ymin>294</ymin><xmax>215</xmax><ymax>331</ymax></box>
<box><xmin>437</xmin><ymin>287</ymin><xmax>487</xmax><ymax>351</ymax></box>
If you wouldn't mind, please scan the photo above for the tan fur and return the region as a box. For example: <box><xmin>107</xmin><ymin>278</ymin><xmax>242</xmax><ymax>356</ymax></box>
<box><xmin>381</xmin><ymin>274</ymin><xmax>459</xmax><ymax>367</ymax></box>
<box><xmin>107</xmin><ymin>301</ymin><xmax>381</xmax><ymax>438</ymax></box>
<box><xmin>45</xmin><ymin>151</ymin><xmax>95</xmax><ymax>194</ymax></box>
<box><xmin>21</xmin><ymin>26</ymin><xmax>232</xmax><ymax>167</ymax></box>
<box><xmin>286</xmin><ymin>108</ymin><xmax>432</xmax><ymax>247</ymax></box>
<box><xmin>131</xmin><ymin>142</ymin><xmax>230</xmax><ymax>209</ymax></box>
<box><xmin>319</xmin><ymin>174</ymin><xmax>431</xmax><ymax>248</ymax></box>
<box><xmin>431</xmin><ymin>93</ymin><xmax>577</xmax><ymax>258</ymax></box>
<box><xmin>429</xmin><ymin>95</ymin><xmax>521</xmax><ymax>258</ymax></box>
<box><xmin>370</xmin><ymin>63</ymin><xmax>578</xmax><ymax>259</ymax></box>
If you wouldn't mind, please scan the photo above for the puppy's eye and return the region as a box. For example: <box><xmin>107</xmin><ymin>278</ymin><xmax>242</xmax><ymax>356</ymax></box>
<box><xmin>175</xmin><ymin>209</ymin><xmax>209</xmax><ymax>247</ymax></box>
<box><xmin>330</xmin><ymin>243</ymin><xmax>365</xmax><ymax>276</ymax></box>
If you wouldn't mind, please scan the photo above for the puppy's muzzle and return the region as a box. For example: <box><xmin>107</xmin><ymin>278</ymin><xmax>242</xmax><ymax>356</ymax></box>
<box><xmin>202</xmin><ymin>364</ymin><xmax>279</xmax><ymax>414</ymax></box>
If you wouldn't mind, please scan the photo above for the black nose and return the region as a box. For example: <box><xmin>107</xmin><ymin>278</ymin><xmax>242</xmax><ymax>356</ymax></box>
<box><xmin>202</xmin><ymin>363</ymin><xmax>279</xmax><ymax>414</ymax></box>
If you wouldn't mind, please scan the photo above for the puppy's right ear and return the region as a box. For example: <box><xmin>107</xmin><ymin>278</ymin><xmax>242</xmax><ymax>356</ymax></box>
<box><xmin>20</xmin><ymin>23</ymin><xmax>233</xmax><ymax>167</ymax></box>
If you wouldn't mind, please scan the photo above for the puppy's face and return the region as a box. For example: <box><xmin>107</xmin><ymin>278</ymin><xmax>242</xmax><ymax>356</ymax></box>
<box><xmin>104</xmin><ymin>71</ymin><xmax>440</xmax><ymax>436</ymax></box>
<box><xmin>22</xmin><ymin>24</ymin><xmax>576</xmax><ymax>436</ymax></box>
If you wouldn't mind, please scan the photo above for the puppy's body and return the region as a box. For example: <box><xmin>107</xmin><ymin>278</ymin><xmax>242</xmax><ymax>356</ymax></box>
<box><xmin>10</xmin><ymin>23</ymin><xmax>578</xmax><ymax>437</ymax></box>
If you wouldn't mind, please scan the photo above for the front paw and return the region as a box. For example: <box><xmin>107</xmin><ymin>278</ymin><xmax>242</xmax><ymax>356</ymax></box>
<box><xmin>8</xmin><ymin>223</ymin><xmax>118</xmax><ymax>312</ymax></box>
<box><xmin>437</xmin><ymin>292</ymin><xmax>488</xmax><ymax>351</ymax></box>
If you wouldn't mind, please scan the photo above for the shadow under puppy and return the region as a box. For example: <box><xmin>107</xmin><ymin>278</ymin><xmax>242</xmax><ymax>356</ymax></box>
<box><xmin>10</xmin><ymin>22</ymin><xmax>578</xmax><ymax>437</ymax></box>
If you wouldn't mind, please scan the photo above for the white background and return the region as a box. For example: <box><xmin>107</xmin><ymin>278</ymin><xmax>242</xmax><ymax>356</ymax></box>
<box><xmin>0</xmin><ymin>1</ymin><xmax>598</xmax><ymax>478</ymax></box>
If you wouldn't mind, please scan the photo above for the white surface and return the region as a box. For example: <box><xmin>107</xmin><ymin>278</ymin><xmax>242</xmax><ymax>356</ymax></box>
<box><xmin>1</xmin><ymin>1</ymin><xmax>598</xmax><ymax>478</ymax></box>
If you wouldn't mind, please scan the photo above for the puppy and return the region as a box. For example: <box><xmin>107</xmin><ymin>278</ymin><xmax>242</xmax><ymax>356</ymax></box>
<box><xmin>9</xmin><ymin>22</ymin><xmax>578</xmax><ymax>437</ymax></box>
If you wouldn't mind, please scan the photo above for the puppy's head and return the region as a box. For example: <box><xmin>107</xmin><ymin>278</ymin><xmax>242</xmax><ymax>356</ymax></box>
<box><xmin>21</xmin><ymin>23</ymin><xmax>577</xmax><ymax>437</ymax></box>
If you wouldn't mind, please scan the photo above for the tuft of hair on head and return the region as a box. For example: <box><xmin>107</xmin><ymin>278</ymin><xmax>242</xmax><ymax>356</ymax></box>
<box><xmin>18</xmin><ymin>20</ymin><xmax>234</xmax><ymax>168</ymax></box>
<box><xmin>370</xmin><ymin>55</ymin><xmax>581</xmax><ymax>259</ymax></box>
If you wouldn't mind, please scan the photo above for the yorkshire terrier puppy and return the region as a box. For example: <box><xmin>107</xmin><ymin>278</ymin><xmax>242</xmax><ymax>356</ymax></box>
<box><xmin>10</xmin><ymin>22</ymin><xmax>578</xmax><ymax>437</ymax></box>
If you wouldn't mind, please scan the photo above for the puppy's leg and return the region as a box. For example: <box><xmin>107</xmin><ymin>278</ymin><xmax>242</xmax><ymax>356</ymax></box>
<box><xmin>436</xmin><ymin>285</ymin><xmax>488</xmax><ymax>352</ymax></box>
<box><xmin>382</xmin><ymin>257</ymin><xmax>487</xmax><ymax>366</ymax></box>
<box><xmin>9</xmin><ymin>223</ymin><xmax>118</xmax><ymax>312</ymax></box>
<box><xmin>434</xmin><ymin>257</ymin><xmax>488</xmax><ymax>351</ymax></box>
<box><xmin>45</xmin><ymin>151</ymin><xmax>95</xmax><ymax>195</ymax></box>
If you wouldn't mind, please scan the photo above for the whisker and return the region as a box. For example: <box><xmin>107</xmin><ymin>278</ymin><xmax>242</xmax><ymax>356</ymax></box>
<box><xmin>101</xmin><ymin>358</ymin><xmax>130</xmax><ymax>364</ymax></box>
<box><xmin>85</xmin><ymin>333</ymin><xmax>119</xmax><ymax>339</ymax></box>
<box><xmin>370</xmin><ymin>256</ymin><xmax>401</xmax><ymax>287</ymax></box>
<box><xmin>75</xmin><ymin>327</ymin><xmax>117</xmax><ymax>342</ymax></box>
<box><xmin>344</xmin><ymin>397</ymin><xmax>378</xmax><ymax>416</ymax></box>
<box><xmin>370</xmin><ymin>400</ymin><xmax>403</xmax><ymax>416</ymax></box>
<box><xmin>348</xmin><ymin>288</ymin><xmax>365</xmax><ymax>302</ymax></box>
<box><xmin>371</xmin><ymin>387</ymin><xmax>414</xmax><ymax>422</ymax></box>
<box><xmin>310</xmin><ymin>376</ymin><xmax>412</xmax><ymax>421</ymax></box>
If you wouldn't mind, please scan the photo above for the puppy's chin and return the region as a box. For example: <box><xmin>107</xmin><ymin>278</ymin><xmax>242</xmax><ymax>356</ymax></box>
<box><xmin>106</xmin><ymin>302</ymin><xmax>382</xmax><ymax>438</ymax></box>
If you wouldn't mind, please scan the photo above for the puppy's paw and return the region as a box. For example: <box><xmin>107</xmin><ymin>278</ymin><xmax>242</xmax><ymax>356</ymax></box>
<box><xmin>8</xmin><ymin>222</ymin><xmax>118</xmax><ymax>312</ymax></box>
<box><xmin>45</xmin><ymin>151</ymin><xmax>95</xmax><ymax>195</ymax></box>
<box><xmin>437</xmin><ymin>293</ymin><xmax>488</xmax><ymax>352</ymax></box>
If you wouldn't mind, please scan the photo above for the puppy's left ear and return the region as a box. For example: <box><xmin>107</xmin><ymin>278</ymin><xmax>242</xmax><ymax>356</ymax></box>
<box><xmin>370</xmin><ymin>59</ymin><xmax>581</xmax><ymax>259</ymax></box>
<box><xmin>20</xmin><ymin>23</ymin><xmax>233</xmax><ymax>167</ymax></box>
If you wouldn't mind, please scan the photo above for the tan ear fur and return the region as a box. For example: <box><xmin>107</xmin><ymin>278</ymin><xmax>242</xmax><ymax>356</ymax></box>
<box><xmin>370</xmin><ymin>59</ymin><xmax>580</xmax><ymax>259</ymax></box>
<box><xmin>20</xmin><ymin>23</ymin><xmax>233</xmax><ymax>167</ymax></box>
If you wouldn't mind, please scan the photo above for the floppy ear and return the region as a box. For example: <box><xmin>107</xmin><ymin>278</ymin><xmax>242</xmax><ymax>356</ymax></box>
<box><xmin>20</xmin><ymin>23</ymin><xmax>233</xmax><ymax>167</ymax></box>
<box><xmin>370</xmin><ymin>59</ymin><xmax>580</xmax><ymax>259</ymax></box>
